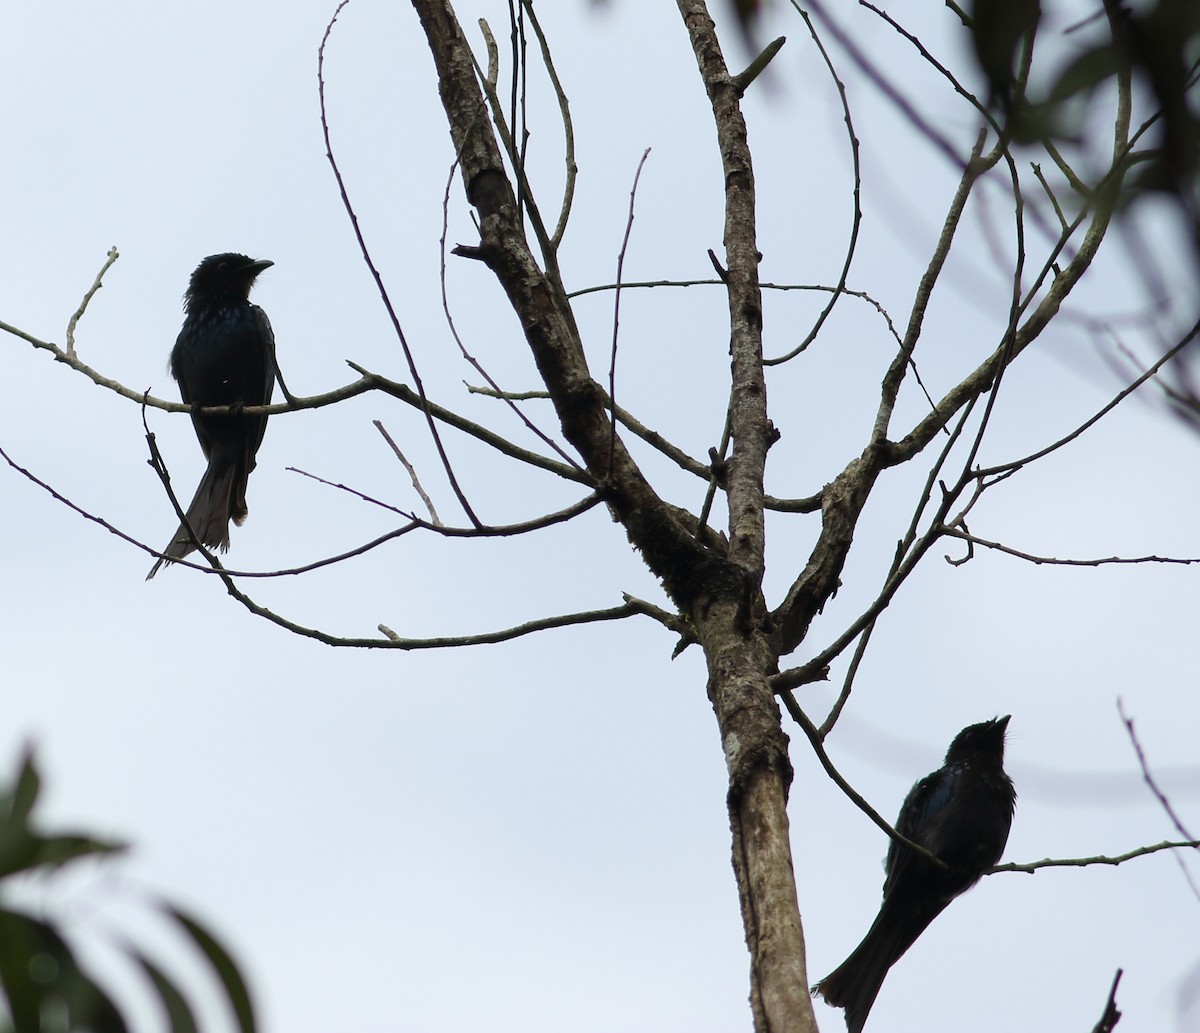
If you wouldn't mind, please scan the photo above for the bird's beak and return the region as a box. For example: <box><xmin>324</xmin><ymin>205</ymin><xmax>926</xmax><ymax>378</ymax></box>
<box><xmin>246</xmin><ymin>259</ymin><xmax>274</xmax><ymax>275</ymax></box>
<box><xmin>996</xmin><ymin>714</ymin><xmax>1011</xmax><ymax>730</ymax></box>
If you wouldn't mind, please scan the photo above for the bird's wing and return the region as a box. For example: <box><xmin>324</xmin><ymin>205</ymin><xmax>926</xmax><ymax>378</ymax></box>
<box><xmin>256</xmin><ymin>304</ymin><xmax>295</xmax><ymax>403</ymax></box>
<box><xmin>251</xmin><ymin>305</ymin><xmax>276</xmax><ymax>407</ymax></box>
<box><xmin>243</xmin><ymin>305</ymin><xmax>276</xmax><ymax>458</ymax></box>
<box><xmin>883</xmin><ymin>762</ymin><xmax>964</xmax><ymax>896</ymax></box>
<box><xmin>169</xmin><ymin>325</ymin><xmax>194</xmax><ymax>404</ymax></box>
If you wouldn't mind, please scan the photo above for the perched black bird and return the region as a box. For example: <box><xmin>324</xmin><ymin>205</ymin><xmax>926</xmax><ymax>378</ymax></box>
<box><xmin>147</xmin><ymin>253</ymin><xmax>278</xmax><ymax>579</ymax></box>
<box><xmin>813</xmin><ymin>715</ymin><xmax>1016</xmax><ymax>1033</ymax></box>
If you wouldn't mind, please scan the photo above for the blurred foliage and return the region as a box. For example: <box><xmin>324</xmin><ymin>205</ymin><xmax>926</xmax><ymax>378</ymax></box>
<box><xmin>715</xmin><ymin>0</ymin><xmax>1200</xmax><ymax>402</ymax></box>
<box><xmin>0</xmin><ymin>747</ymin><xmax>255</xmax><ymax>1033</ymax></box>
<box><xmin>695</xmin><ymin>0</ymin><xmax>1198</xmax><ymax>226</ymax></box>
<box><xmin>963</xmin><ymin>0</ymin><xmax>1199</xmax><ymax>216</ymax></box>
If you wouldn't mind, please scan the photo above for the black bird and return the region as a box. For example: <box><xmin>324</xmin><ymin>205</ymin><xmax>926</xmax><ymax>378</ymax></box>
<box><xmin>813</xmin><ymin>715</ymin><xmax>1016</xmax><ymax>1033</ymax></box>
<box><xmin>147</xmin><ymin>253</ymin><xmax>278</xmax><ymax>579</ymax></box>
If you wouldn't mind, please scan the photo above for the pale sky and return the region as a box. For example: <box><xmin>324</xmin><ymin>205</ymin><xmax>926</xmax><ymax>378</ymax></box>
<box><xmin>3</xmin><ymin>2</ymin><xmax>1199</xmax><ymax>1032</ymax></box>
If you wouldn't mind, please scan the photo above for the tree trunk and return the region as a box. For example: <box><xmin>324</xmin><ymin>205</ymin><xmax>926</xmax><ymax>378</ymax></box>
<box><xmin>699</xmin><ymin>601</ymin><xmax>815</xmax><ymax>1033</ymax></box>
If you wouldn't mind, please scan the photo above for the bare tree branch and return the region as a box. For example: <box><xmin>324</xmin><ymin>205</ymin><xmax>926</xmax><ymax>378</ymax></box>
<box><xmin>873</xmin><ymin>130</ymin><xmax>994</xmax><ymax>445</ymax></box>
<box><xmin>993</xmin><ymin>840</ymin><xmax>1200</xmax><ymax>874</ymax></box>
<box><xmin>469</xmin><ymin>382</ymin><xmax>824</xmax><ymax>514</ymax></box>
<box><xmin>675</xmin><ymin>5</ymin><xmax>811</xmax><ymax>1031</ymax></box>
<box><xmin>942</xmin><ymin>529</ymin><xmax>1200</xmax><ymax>568</ymax></box>
<box><xmin>678</xmin><ymin>6</ymin><xmax>768</xmax><ymax>587</ymax></box>
<box><xmin>889</xmin><ymin>29</ymin><xmax>1133</xmax><ymax>463</ymax></box>
<box><xmin>414</xmin><ymin>0</ymin><xmax>727</xmax><ymax>605</ymax></box>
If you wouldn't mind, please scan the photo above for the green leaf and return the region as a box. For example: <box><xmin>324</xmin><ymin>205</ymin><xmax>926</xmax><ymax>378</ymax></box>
<box><xmin>0</xmin><ymin>752</ymin><xmax>40</xmax><ymax>879</ymax></box>
<box><xmin>163</xmin><ymin>905</ymin><xmax>256</xmax><ymax>1033</ymax></box>
<box><xmin>128</xmin><ymin>950</ymin><xmax>200</xmax><ymax>1033</ymax></box>
<box><xmin>30</xmin><ymin>832</ymin><xmax>129</xmax><ymax>869</ymax></box>
<box><xmin>0</xmin><ymin>828</ymin><xmax>127</xmax><ymax>880</ymax></box>
<box><xmin>0</xmin><ymin>746</ymin><xmax>128</xmax><ymax>878</ymax></box>
<box><xmin>969</xmin><ymin>0</ymin><xmax>1040</xmax><ymax>100</ymax></box>
<box><xmin>6</xmin><ymin>749</ymin><xmax>40</xmax><ymax>828</ymax></box>
<box><xmin>0</xmin><ymin>907</ymin><xmax>129</xmax><ymax>1033</ymax></box>
<box><xmin>1046</xmin><ymin>45</ymin><xmax>1123</xmax><ymax>104</ymax></box>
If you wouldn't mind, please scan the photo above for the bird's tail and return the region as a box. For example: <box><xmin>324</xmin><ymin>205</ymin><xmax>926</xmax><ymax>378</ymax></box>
<box><xmin>145</xmin><ymin>455</ymin><xmax>246</xmax><ymax>580</ymax></box>
<box><xmin>812</xmin><ymin>896</ymin><xmax>945</xmax><ymax>1033</ymax></box>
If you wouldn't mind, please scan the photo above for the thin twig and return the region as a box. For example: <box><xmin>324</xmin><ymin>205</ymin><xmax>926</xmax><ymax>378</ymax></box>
<box><xmin>942</xmin><ymin>528</ymin><xmax>1200</xmax><ymax>568</ymax></box>
<box><xmin>1119</xmin><ymin>700</ymin><xmax>1198</xmax><ymax>845</ymax></box>
<box><xmin>287</xmin><ymin>466</ymin><xmax>413</xmax><ymax>516</ymax></box>
<box><xmin>468</xmin><ymin>20</ymin><xmax>560</xmax><ymax>281</ymax></box>
<box><xmin>0</xmin><ymin>438</ymin><xmax>174</xmax><ymax>566</ymax></box>
<box><xmin>347</xmin><ymin>362</ymin><xmax>590</xmax><ymax>485</ymax></box>
<box><xmin>374</xmin><ymin>420</ymin><xmax>442</xmax><ymax>526</ymax></box>
<box><xmin>318</xmin><ymin>2</ymin><xmax>483</xmax><ymax>527</ymax></box>
<box><xmin>1090</xmin><ymin>970</ymin><xmax>1123</xmax><ymax>1033</ymax></box>
<box><xmin>4</xmin><ymin>414</ymin><xmax>601</xmax><ymax>582</ymax></box>
<box><xmin>437</xmin><ymin>160</ymin><xmax>580</xmax><ymax>470</ymax></box>
<box><xmin>781</xmin><ymin>691</ymin><xmax>950</xmax><ymax>870</ymax></box>
<box><xmin>142</xmin><ymin>402</ymin><xmax>224</xmax><ymax>579</ymax></box>
<box><xmin>609</xmin><ymin>148</ymin><xmax>652</xmax><ymax>479</ymax></box>
<box><xmin>802</xmin><ymin>0</ymin><xmax>972</xmax><ymax>168</ymax></box>
<box><xmin>520</xmin><ymin>0</ymin><xmax>577</xmax><ymax>248</ymax></box>
<box><xmin>976</xmin><ymin>317</ymin><xmax>1200</xmax><ymax>478</ymax></box>
<box><xmin>696</xmin><ymin>409</ymin><xmax>732</xmax><ymax>537</ymax></box>
<box><xmin>287</xmin><ymin>600</ymin><xmax>645</xmax><ymax>649</ymax></box>
<box><xmin>810</xmin><ymin>401</ymin><xmax>979</xmax><ymax>722</ymax></box>
<box><xmin>993</xmin><ymin>840</ymin><xmax>1200</xmax><ymax>874</ymax></box>
<box><xmin>773</xmin><ymin>400</ymin><xmax>981</xmax><ymax>686</ymax></box>
<box><xmin>817</xmin><ymin>618</ymin><xmax>876</xmax><ymax>738</ymax></box>
<box><xmin>65</xmin><ymin>246</ymin><xmax>119</xmax><ymax>358</ymax></box>
<box><xmin>765</xmin><ymin>11</ymin><xmax>860</xmax><ymax>366</ymax></box>
<box><xmin>858</xmin><ymin>0</ymin><xmax>1001</xmax><ymax>142</ymax></box>
<box><xmin>1031</xmin><ymin>162</ymin><xmax>1070</xmax><ymax>232</ymax></box>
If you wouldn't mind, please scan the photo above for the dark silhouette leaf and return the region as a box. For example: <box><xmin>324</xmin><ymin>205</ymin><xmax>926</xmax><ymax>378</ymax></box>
<box><xmin>128</xmin><ymin>950</ymin><xmax>200</xmax><ymax>1033</ymax></box>
<box><xmin>0</xmin><ymin>908</ymin><xmax>128</xmax><ymax>1033</ymax></box>
<box><xmin>163</xmin><ymin>905</ymin><xmax>256</xmax><ymax>1033</ymax></box>
<box><xmin>1047</xmin><ymin>44</ymin><xmax>1123</xmax><ymax>104</ymax></box>
<box><xmin>969</xmin><ymin>0</ymin><xmax>1040</xmax><ymax>101</ymax></box>
<box><xmin>5</xmin><ymin>750</ymin><xmax>39</xmax><ymax>828</ymax></box>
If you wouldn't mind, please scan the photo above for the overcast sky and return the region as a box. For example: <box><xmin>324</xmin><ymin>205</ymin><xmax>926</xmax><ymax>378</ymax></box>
<box><xmin>3</xmin><ymin>2</ymin><xmax>1199</xmax><ymax>1032</ymax></box>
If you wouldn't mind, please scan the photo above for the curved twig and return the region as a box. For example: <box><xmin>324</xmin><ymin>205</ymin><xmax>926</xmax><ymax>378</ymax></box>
<box><xmin>520</xmin><ymin>0</ymin><xmax>577</xmax><ymax>247</ymax></box>
<box><xmin>765</xmin><ymin>10</ymin><xmax>861</xmax><ymax>366</ymax></box>
<box><xmin>65</xmin><ymin>246</ymin><xmax>120</xmax><ymax>358</ymax></box>
<box><xmin>608</xmin><ymin>148</ymin><xmax>652</xmax><ymax>478</ymax></box>
<box><xmin>318</xmin><ymin>2</ymin><xmax>483</xmax><ymax>527</ymax></box>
